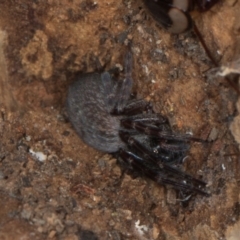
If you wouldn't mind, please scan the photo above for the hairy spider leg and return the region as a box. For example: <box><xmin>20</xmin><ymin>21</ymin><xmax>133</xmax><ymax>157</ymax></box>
<box><xmin>153</xmin><ymin>142</ymin><xmax>189</xmax><ymax>165</ymax></box>
<box><xmin>155</xmin><ymin>140</ymin><xmax>190</xmax><ymax>164</ymax></box>
<box><xmin>119</xmin><ymin>114</ymin><xmax>184</xmax><ymax>163</ymax></box>
<box><xmin>157</xmin><ymin>141</ymin><xmax>189</xmax><ymax>152</ymax></box>
<box><xmin>121</xmin><ymin>113</ymin><xmax>168</xmax><ymax>125</ymax></box>
<box><xmin>101</xmin><ymin>72</ymin><xmax>119</xmax><ymax>113</ymax></box>
<box><xmin>120</xmin><ymin>113</ymin><xmax>189</xmax><ymax>163</ymax></box>
<box><xmin>118</xmin><ymin>148</ymin><xmax>209</xmax><ymax>196</ymax></box>
<box><xmin>119</xmin><ymin>131</ymin><xmax>206</xmax><ymax>187</ymax></box>
<box><xmin>119</xmin><ymin>99</ymin><xmax>153</xmax><ymax>116</ymax></box>
<box><xmin>121</xmin><ymin>118</ymin><xmax>206</xmax><ymax>143</ymax></box>
<box><xmin>101</xmin><ymin>52</ymin><xmax>134</xmax><ymax>114</ymax></box>
<box><xmin>115</xmin><ymin>52</ymin><xmax>133</xmax><ymax>113</ymax></box>
<box><xmin>101</xmin><ymin>52</ymin><xmax>163</xmax><ymax>117</ymax></box>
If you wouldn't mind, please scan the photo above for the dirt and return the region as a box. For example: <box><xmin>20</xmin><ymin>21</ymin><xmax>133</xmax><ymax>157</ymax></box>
<box><xmin>0</xmin><ymin>0</ymin><xmax>240</xmax><ymax>239</ymax></box>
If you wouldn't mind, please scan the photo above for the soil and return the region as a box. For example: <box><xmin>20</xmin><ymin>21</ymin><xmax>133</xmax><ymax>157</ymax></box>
<box><xmin>0</xmin><ymin>0</ymin><xmax>240</xmax><ymax>239</ymax></box>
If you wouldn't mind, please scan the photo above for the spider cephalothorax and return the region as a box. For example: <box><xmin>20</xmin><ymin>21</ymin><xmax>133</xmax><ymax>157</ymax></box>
<box><xmin>67</xmin><ymin>52</ymin><xmax>209</xmax><ymax>196</ymax></box>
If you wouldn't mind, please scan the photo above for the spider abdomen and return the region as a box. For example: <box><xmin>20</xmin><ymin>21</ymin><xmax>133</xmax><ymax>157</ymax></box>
<box><xmin>67</xmin><ymin>72</ymin><xmax>124</xmax><ymax>153</ymax></box>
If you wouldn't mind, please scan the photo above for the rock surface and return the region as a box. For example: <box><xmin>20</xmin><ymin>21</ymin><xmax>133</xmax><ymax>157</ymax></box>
<box><xmin>0</xmin><ymin>0</ymin><xmax>240</xmax><ymax>239</ymax></box>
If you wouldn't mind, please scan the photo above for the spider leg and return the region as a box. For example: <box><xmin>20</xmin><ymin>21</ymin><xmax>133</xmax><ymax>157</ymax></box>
<box><xmin>118</xmin><ymin>149</ymin><xmax>209</xmax><ymax>196</ymax></box>
<box><xmin>119</xmin><ymin>99</ymin><xmax>153</xmax><ymax>116</ymax></box>
<box><xmin>101</xmin><ymin>52</ymin><xmax>134</xmax><ymax>114</ymax></box>
<box><xmin>101</xmin><ymin>72</ymin><xmax>119</xmax><ymax>112</ymax></box>
<box><xmin>121</xmin><ymin>114</ymin><xmax>190</xmax><ymax>164</ymax></box>
<box><xmin>157</xmin><ymin>141</ymin><xmax>189</xmax><ymax>152</ymax></box>
<box><xmin>119</xmin><ymin>131</ymin><xmax>207</xmax><ymax>188</ymax></box>
<box><xmin>121</xmin><ymin>119</ymin><xmax>206</xmax><ymax>143</ymax></box>
<box><xmin>121</xmin><ymin>113</ymin><xmax>168</xmax><ymax>126</ymax></box>
<box><xmin>154</xmin><ymin>141</ymin><xmax>190</xmax><ymax>165</ymax></box>
<box><xmin>115</xmin><ymin>52</ymin><xmax>133</xmax><ymax>113</ymax></box>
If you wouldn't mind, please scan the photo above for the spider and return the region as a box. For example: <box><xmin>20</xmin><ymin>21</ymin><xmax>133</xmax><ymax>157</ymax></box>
<box><xmin>66</xmin><ymin>52</ymin><xmax>209</xmax><ymax>196</ymax></box>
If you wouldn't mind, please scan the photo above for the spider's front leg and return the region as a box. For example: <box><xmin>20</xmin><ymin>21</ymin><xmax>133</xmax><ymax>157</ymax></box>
<box><xmin>115</xmin><ymin>52</ymin><xmax>133</xmax><ymax>113</ymax></box>
<box><xmin>101</xmin><ymin>52</ymin><xmax>134</xmax><ymax>114</ymax></box>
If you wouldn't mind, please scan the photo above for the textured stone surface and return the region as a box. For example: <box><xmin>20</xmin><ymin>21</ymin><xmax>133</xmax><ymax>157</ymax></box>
<box><xmin>0</xmin><ymin>0</ymin><xmax>240</xmax><ymax>239</ymax></box>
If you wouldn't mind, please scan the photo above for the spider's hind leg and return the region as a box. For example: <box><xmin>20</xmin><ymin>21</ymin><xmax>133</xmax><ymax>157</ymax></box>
<box><xmin>118</xmin><ymin>146</ymin><xmax>209</xmax><ymax>196</ymax></box>
<box><xmin>120</xmin><ymin>113</ymin><xmax>191</xmax><ymax>164</ymax></box>
<box><xmin>119</xmin><ymin>131</ymin><xmax>209</xmax><ymax>196</ymax></box>
<box><xmin>152</xmin><ymin>139</ymin><xmax>190</xmax><ymax>165</ymax></box>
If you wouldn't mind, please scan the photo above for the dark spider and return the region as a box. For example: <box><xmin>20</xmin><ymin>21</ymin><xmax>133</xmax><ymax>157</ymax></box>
<box><xmin>66</xmin><ymin>52</ymin><xmax>209</xmax><ymax>196</ymax></box>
